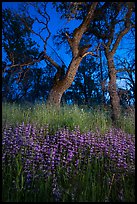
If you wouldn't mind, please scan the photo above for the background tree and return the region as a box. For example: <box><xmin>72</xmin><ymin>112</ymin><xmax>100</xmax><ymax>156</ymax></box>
<box><xmin>63</xmin><ymin>56</ymin><xmax>102</xmax><ymax>106</ymax></box>
<box><xmin>116</xmin><ymin>57</ymin><xmax>135</xmax><ymax>106</ymax></box>
<box><xmin>2</xmin><ymin>8</ymin><xmax>39</xmax><ymax>102</ymax></box>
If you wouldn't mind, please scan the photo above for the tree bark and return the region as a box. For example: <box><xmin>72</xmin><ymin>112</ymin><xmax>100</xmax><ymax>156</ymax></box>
<box><xmin>99</xmin><ymin>49</ymin><xmax>106</xmax><ymax>105</ymax></box>
<box><xmin>46</xmin><ymin>57</ymin><xmax>82</xmax><ymax>107</ymax></box>
<box><xmin>105</xmin><ymin>52</ymin><xmax>121</xmax><ymax>121</ymax></box>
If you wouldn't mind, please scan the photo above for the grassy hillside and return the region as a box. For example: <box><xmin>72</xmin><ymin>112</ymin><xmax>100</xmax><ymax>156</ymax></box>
<box><xmin>2</xmin><ymin>102</ymin><xmax>135</xmax><ymax>202</ymax></box>
<box><xmin>2</xmin><ymin>102</ymin><xmax>135</xmax><ymax>135</ymax></box>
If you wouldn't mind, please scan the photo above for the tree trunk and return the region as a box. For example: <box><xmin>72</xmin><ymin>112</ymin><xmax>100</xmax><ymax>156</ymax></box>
<box><xmin>46</xmin><ymin>57</ymin><xmax>82</xmax><ymax>108</ymax></box>
<box><xmin>46</xmin><ymin>2</ymin><xmax>98</xmax><ymax>108</ymax></box>
<box><xmin>99</xmin><ymin>49</ymin><xmax>105</xmax><ymax>105</ymax></box>
<box><xmin>106</xmin><ymin>53</ymin><xmax>121</xmax><ymax>121</ymax></box>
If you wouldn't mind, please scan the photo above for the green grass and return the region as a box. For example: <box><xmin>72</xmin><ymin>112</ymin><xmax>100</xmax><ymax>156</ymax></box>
<box><xmin>2</xmin><ymin>154</ymin><xmax>135</xmax><ymax>202</ymax></box>
<box><xmin>2</xmin><ymin>102</ymin><xmax>135</xmax><ymax>135</ymax></box>
<box><xmin>115</xmin><ymin>107</ymin><xmax>135</xmax><ymax>135</ymax></box>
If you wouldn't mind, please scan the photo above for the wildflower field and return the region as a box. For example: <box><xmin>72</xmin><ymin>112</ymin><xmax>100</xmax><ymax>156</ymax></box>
<box><xmin>2</xmin><ymin>102</ymin><xmax>135</xmax><ymax>202</ymax></box>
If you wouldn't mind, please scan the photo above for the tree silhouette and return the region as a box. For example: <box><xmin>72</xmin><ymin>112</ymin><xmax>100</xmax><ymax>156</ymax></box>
<box><xmin>2</xmin><ymin>8</ymin><xmax>39</xmax><ymax>102</ymax></box>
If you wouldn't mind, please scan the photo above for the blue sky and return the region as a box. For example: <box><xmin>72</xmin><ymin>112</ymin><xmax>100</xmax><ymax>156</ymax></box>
<box><xmin>2</xmin><ymin>2</ymin><xmax>82</xmax><ymax>67</ymax></box>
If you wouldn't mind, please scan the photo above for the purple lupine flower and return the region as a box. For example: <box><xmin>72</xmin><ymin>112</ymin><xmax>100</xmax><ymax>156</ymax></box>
<box><xmin>2</xmin><ymin>123</ymin><xmax>135</xmax><ymax>193</ymax></box>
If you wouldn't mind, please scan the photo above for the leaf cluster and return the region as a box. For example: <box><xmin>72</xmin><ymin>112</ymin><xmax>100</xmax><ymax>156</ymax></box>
<box><xmin>2</xmin><ymin>8</ymin><xmax>38</xmax><ymax>64</ymax></box>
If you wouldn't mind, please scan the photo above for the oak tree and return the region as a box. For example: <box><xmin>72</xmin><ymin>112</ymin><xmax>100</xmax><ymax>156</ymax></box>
<box><xmin>88</xmin><ymin>2</ymin><xmax>135</xmax><ymax>120</ymax></box>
